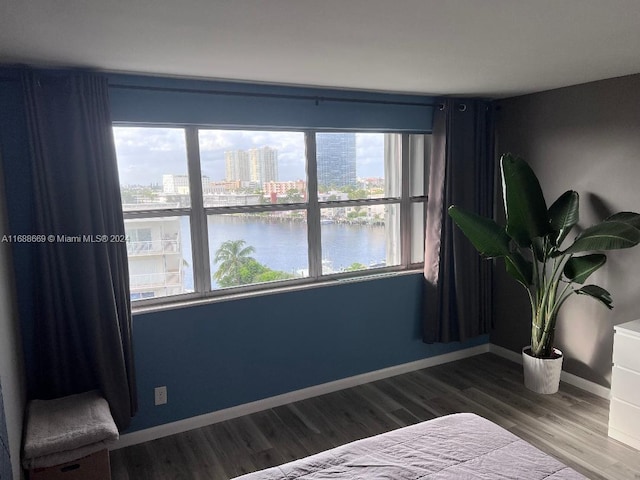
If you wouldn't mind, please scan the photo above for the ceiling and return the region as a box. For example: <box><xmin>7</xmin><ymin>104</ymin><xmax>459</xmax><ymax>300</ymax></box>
<box><xmin>2</xmin><ymin>0</ymin><xmax>640</xmax><ymax>98</ymax></box>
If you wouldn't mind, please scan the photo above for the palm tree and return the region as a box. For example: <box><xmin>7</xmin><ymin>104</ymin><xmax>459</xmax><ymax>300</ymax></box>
<box><xmin>213</xmin><ymin>240</ymin><xmax>256</xmax><ymax>287</ymax></box>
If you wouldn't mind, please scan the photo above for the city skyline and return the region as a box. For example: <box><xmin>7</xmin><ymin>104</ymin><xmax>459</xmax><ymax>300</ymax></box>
<box><xmin>113</xmin><ymin>127</ymin><xmax>385</xmax><ymax>187</ymax></box>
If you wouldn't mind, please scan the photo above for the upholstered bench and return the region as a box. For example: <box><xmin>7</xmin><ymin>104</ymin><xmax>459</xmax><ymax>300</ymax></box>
<box><xmin>22</xmin><ymin>390</ymin><xmax>119</xmax><ymax>480</ymax></box>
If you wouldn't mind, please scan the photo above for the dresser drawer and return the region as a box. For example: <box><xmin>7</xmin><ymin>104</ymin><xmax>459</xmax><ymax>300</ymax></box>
<box><xmin>611</xmin><ymin>366</ymin><xmax>640</xmax><ymax>407</ymax></box>
<box><xmin>609</xmin><ymin>398</ymin><xmax>640</xmax><ymax>442</ymax></box>
<box><xmin>613</xmin><ymin>332</ymin><xmax>640</xmax><ymax>372</ymax></box>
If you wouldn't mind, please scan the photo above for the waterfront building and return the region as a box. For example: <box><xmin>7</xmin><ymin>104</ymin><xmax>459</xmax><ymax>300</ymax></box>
<box><xmin>162</xmin><ymin>174</ymin><xmax>189</xmax><ymax>194</ymax></box>
<box><xmin>202</xmin><ymin>193</ymin><xmax>263</xmax><ymax>207</ymax></box>
<box><xmin>210</xmin><ymin>180</ymin><xmax>241</xmax><ymax>193</ymax></box>
<box><xmin>225</xmin><ymin>150</ymin><xmax>251</xmax><ymax>182</ymax></box>
<box><xmin>263</xmin><ymin>180</ymin><xmax>306</xmax><ymax>196</ymax></box>
<box><xmin>316</xmin><ymin>133</ymin><xmax>356</xmax><ymax>189</ymax></box>
<box><xmin>124</xmin><ymin>217</ymin><xmax>186</xmax><ymax>300</ymax></box>
<box><xmin>226</xmin><ymin>146</ymin><xmax>278</xmax><ymax>185</ymax></box>
<box><xmin>249</xmin><ymin>146</ymin><xmax>278</xmax><ymax>184</ymax></box>
<box><xmin>162</xmin><ymin>174</ymin><xmax>212</xmax><ymax>194</ymax></box>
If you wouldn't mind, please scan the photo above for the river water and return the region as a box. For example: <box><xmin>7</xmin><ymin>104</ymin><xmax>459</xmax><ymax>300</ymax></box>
<box><xmin>181</xmin><ymin>215</ymin><xmax>387</xmax><ymax>289</ymax></box>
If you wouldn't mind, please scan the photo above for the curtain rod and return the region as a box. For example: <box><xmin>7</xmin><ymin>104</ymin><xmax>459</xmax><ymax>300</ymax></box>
<box><xmin>108</xmin><ymin>83</ymin><xmax>436</xmax><ymax>108</ymax></box>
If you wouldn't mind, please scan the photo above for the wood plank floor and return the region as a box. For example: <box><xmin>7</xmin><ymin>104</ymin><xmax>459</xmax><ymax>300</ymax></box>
<box><xmin>109</xmin><ymin>353</ymin><xmax>640</xmax><ymax>480</ymax></box>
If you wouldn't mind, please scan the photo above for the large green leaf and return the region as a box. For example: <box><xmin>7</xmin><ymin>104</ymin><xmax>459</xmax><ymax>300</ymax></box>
<box><xmin>548</xmin><ymin>190</ymin><xmax>579</xmax><ymax>247</ymax></box>
<box><xmin>563</xmin><ymin>221</ymin><xmax>640</xmax><ymax>254</ymax></box>
<box><xmin>606</xmin><ymin>212</ymin><xmax>640</xmax><ymax>229</ymax></box>
<box><xmin>563</xmin><ymin>254</ymin><xmax>606</xmax><ymax>284</ymax></box>
<box><xmin>448</xmin><ymin>205</ymin><xmax>510</xmax><ymax>258</ymax></box>
<box><xmin>531</xmin><ymin>237</ymin><xmax>546</xmax><ymax>262</ymax></box>
<box><xmin>505</xmin><ymin>252</ymin><xmax>533</xmax><ymax>286</ymax></box>
<box><xmin>575</xmin><ymin>285</ymin><xmax>613</xmax><ymax>309</ymax></box>
<box><xmin>501</xmin><ymin>154</ymin><xmax>549</xmax><ymax>247</ymax></box>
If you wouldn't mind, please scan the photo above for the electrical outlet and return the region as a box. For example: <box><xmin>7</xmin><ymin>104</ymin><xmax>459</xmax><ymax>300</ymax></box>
<box><xmin>154</xmin><ymin>386</ymin><xmax>167</xmax><ymax>405</ymax></box>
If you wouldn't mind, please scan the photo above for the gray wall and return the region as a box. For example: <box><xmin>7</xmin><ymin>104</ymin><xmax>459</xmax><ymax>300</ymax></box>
<box><xmin>493</xmin><ymin>73</ymin><xmax>640</xmax><ymax>387</ymax></box>
<box><xmin>0</xmin><ymin>157</ymin><xmax>26</xmax><ymax>480</ymax></box>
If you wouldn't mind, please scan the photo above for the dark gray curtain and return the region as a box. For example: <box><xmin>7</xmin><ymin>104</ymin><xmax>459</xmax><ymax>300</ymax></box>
<box><xmin>22</xmin><ymin>70</ymin><xmax>137</xmax><ymax>430</ymax></box>
<box><xmin>0</xmin><ymin>380</ymin><xmax>11</xmax><ymax>480</ymax></box>
<box><xmin>423</xmin><ymin>99</ymin><xmax>494</xmax><ymax>343</ymax></box>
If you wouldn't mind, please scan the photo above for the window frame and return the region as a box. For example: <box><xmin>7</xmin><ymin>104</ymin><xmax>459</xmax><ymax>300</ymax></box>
<box><xmin>115</xmin><ymin>124</ymin><xmax>429</xmax><ymax>308</ymax></box>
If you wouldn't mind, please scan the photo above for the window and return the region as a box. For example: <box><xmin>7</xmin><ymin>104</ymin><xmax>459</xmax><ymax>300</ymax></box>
<box><xmin>114</xmin><ymin>127</ymin><xmax>194</xmax><ymax>300</ymax></box>
<box><xmin>113</xmin><ymin>126</ymin><xmax>429</xmax><ymax>304</ymax></box>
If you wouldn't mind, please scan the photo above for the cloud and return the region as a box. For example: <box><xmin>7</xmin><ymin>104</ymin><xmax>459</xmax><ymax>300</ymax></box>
<box><xmin>356</xmin><ymin>133</ymin><xmax>385</xmax><ymax>178</ymax></box>
<box><xmin>113</xmin><ymin>127</ymin><xmax>386</xmax><ymax>186</ymax></box>
<box><xmin>199</xmin><ymin>130</ymin><xmax>306</xmax><ymax>181</ymax></box>
<box><xmin>114</xmin><ymin>127</ymin><xmax>188</xmax><ymax>185</ymax></box>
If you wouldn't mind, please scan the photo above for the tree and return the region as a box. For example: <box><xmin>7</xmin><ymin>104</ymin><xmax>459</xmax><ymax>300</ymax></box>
<box><xmin>255</xmin><ymin>269</ymin><xmax>295</xmax><ymax>282</ymax></box>
<box><xmin>344</xmin><ymin>262</ymin><xmax>366</xmax><ymax>271</ymax></box>
<box><xmin>120</xmin><ymin>188</ymin><xmax>137</xmax><ymax>204</ymax></box>
<box><xmin>282</xmin><ymin>189</ymin><xmax>303</xmax><ymax>203</ymax></box>
<box><xmin>213</xmin><ymin>242</ymin><xmax>296</xmax><ymax>287</ymax></box>
<box><xmin>347</xmin><ymin>188</ymin><xmax>368</xmax><ymax>200</ymax></box>
<box><xmin>237</xmin><ymin>259</ymin><xmax>269</xmax><ymax>286</ymax></box>
<box><xmin>213</xmin><ymin>240</ymin><xmax>256</xmax><ymax>286</ymax></box>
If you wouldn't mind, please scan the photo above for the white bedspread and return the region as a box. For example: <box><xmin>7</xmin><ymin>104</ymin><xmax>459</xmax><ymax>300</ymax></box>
<box><xmin>233</xmin><ymin>413</ymin><xmax>586</xmax><ymax>479</ymax></box>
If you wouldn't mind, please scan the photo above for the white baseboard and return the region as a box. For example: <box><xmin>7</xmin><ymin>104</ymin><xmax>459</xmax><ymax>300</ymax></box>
<box><xmin>113</xmin><ymin>343</ymin><xmax>490</xmax><ymax>450</ymax></box>
<box><xmin>115</xmin><ymin>342</ymin><xmax>610</xmax><ymax>450</ymax></box>
<box><xmin>608</xmin><ymin>426</ymin><xmax>640</xmax><ymax>451</ymax></box>
<box><xmin>488</xmin><ymin>344</ymin><xmax>611</xmax><ymax>399</ymax></box>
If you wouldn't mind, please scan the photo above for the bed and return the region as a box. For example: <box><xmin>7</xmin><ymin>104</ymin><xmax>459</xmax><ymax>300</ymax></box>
<box><xmin>232</xmin><ymin>413</ymin><xmax>586</xmax><ymax>479</ymax></box>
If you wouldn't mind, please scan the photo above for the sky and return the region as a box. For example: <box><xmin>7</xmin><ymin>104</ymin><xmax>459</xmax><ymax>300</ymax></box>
<box><xmin>113</xmin><ymin>127</ymin><xmax>386</xmax><ymax>186</ymax></box>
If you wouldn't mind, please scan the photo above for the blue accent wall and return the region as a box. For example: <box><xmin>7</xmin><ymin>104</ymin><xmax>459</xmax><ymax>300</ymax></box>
<box><xmin>108</xmin><ymin>73</ymin><xmax>434</xmax><ymax>131</ymax></box>
<box><xmin>0</xmin><ymin>67</ymin><xmax>488</xmax><ymax>434</ymax></box>
<box><xmin>130</xmin><ymin>273</ymin><xmax>488</xmax><ymax>431</ymax></box>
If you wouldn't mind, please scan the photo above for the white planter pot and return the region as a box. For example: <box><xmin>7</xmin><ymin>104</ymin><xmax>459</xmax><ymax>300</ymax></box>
<box><xmin>522</xmin><ymin>346</ymin><xmax>563</xmax><ymax>394</ymax></box>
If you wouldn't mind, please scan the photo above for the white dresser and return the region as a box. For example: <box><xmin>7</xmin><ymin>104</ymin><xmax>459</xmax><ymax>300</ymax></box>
<box><xmin>609</xmin><ymin>319</ymin><xmax>640</xmax><ymax>449</ymax></box>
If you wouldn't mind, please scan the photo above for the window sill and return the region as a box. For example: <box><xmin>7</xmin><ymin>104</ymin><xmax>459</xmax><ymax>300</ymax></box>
<box><xmin>131</xmin><ymin>268</ymin><xmax>424</xmax><ymax>316</ymax></box>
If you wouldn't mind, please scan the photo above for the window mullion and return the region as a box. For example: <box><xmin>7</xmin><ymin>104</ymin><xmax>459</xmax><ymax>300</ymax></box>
<box><xmin>400</xmin><ymin>133</ymin><xmax>411</xmax><ymax>267</ymax></box>
<box><xmin>305</xmin><ymin>131</ymin><xmax>322</xmax><ymax>278</ymax></box>
<box><xmin>186</xmin><ymin>127</ymin><xmax>211</xmax><ymax>294</ymax></box>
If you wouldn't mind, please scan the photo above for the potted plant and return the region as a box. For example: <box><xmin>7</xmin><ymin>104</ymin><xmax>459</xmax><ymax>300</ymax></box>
<box><xmin>448</xmin><ymin>153</ymin><xmax>640</xmax><ymax>393</ymax></box>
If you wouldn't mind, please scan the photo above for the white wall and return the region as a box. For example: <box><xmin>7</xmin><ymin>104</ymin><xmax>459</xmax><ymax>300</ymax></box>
<box><xmin>0</xmin><ymin>155</ymin><xmax>26</xmax><ymax>480</ymax></box>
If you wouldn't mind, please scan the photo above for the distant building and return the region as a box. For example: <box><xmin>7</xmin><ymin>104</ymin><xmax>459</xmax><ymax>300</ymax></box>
<box><xmin>202</xmin><ymin>193</ymin><xmax>263</xmax><ymax>208</ymax></box>
<box><xmin>316</xmin><ymin>133</ymin><xmax>356</xmax><ymax>189</ymax></box>
<box><xmin>162</xmin><ymin>174</ymin><xmax>211</xmax><ymax>194</ymax></box>
<box><xmin>163</xmin><ymin>174</ymin><xmax>189</xmax><ymax>194</ymax></box>
<box><xmin>318</xmin><ymin>191</ymin><xmax>349</xmax><ymax>202</ymax></box>
<box><xmin>210</xmin><ymin>180</ymin><xmax>242</xmax><ymax>193</ymax></box>
<box><xmin>263</xmin><ymin>180</ymin><xmax>306</xmax><ymax>196</ymax></box>
<box><xmin>225</xmin><ymin>150</ymin><xmax>251</xmax><ymax>182</ymax></box>
<box><xmin>249</xmin><ymin>146</ymin><xmax>278</xmax><ymax>184</ymax></box>
<box><xmin>226</xmin><ymin>146</ymin><xmax>278</xmax><ymax>185</ymax></box>
<box><xmin>359</xmin><ymin>177</ymin><xmax>385</xmax><ymax>189</ymax></box>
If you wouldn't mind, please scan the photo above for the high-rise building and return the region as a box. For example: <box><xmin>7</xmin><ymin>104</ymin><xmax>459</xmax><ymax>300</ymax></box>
<box><xmin>225</xmin><ymin>150</ymin><xmax>251</xmax><ymax>182</ymax></box>
<box><xmin>249</xmin><ymin>146</ymin><xmax>278</xmax><ymax>184</ymax></box>
<box><xmin>226</xmin><ymin>146</ymin><xmax>278</xmax><ymax>185</ymax></box>
<box><xmin>316</xmin><ymin>133</ymin><xmax>356</xmax><ymax>189</ymax></box>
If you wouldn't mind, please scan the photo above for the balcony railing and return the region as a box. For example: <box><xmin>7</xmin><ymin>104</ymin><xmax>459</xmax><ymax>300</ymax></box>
<box><xmin>126</xmin><ymin>239</ymin><xmax>180</xmax><ymax>256</ymax></box>
<box><xmin>129</xmin><ymin>271</ymin><xmax>183</xmax><ymax>289</ymax></box>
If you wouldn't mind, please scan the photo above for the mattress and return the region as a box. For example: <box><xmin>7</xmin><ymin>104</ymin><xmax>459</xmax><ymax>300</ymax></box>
<box><xmin>232</xmin><ymin>413</ymin><xmax>586</xmax><ymax>479</ymax></box>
